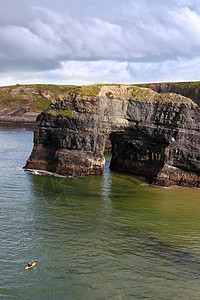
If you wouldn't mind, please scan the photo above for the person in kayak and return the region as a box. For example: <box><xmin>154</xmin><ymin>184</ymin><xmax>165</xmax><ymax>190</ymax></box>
<box><xmin>27</xmin><ymin>263</ymin><xmax>32</xmax><ymax>267</ymax></box>
<box><xmin>25</xmin><ymin>262</ymin><xmax>36</xmax><ymax>269</ymax></box>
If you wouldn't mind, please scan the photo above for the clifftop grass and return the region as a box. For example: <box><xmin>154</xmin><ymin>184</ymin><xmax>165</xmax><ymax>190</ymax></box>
<box><xmin>128</xmin><ymin>86</ymin><xmax>150</xmax><ymax>101</ymax></box>
<box><xmin>138</xmin><ymin>81</ymin><xmax>200</xmax><ymax>105</ymax></box>
<box><xmin>47</xmin><ymin>109</ymin><xmax>77</xmax><ymax>118</ymax></box>
<box><xmin>0</xmin><ymin>84</ymin><xmax>100</xmax><ymax>113</ymax></box>
<box><xmin>0</xmin><ymin>82</ymin><xmax>198</xmax><ymax>115</ymax></box>
<box><xmin>36</xmin><ymin>84</ymin><xmax>100</xmax><ymax>97</ymax></box>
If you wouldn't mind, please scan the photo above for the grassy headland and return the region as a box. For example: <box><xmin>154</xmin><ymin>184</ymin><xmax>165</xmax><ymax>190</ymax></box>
<box><xmin>0</xmin><ymin>82</ymin><xmax>199</xmax><ymax>120</ymax></box>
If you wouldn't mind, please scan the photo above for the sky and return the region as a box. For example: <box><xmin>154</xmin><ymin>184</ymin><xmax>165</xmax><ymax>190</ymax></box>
<box><xmin>1</xmin><ymin>0</ymin><xmax>200</xmax><ymax>85</ymax></box>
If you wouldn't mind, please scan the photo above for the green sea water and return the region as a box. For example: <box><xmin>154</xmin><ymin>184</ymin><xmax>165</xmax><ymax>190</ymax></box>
<box><xmin>1</xmin><ymin>128</ymin><xmax>200</xmax><ymax>300</ymax></box>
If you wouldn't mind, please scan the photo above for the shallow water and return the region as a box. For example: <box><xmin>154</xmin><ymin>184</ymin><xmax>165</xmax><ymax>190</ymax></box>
<box><xmin>1</xmin><ymin>128</ymin><xmax>200</xmax><ymax>299</ymax></box>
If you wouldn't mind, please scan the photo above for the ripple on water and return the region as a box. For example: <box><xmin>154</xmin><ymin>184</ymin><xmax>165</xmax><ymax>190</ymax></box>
<box><xmin>1</xmin><ymin>129</ymin><xmax>200</xmax><ymax>299</ymax></box>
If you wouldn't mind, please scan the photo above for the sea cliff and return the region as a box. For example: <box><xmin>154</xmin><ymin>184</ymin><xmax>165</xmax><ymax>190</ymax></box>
<box><xmin>24</xmin><ymin>85</ymin><xmax>200</xmax><ymax>188</ymax></box>
<box><xmin>141</xmin><ymin>82</ymin><xmax>200</xmax><ymax>106</ymax></box>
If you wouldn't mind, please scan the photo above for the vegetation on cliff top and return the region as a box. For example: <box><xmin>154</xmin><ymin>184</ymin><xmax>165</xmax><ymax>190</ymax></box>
<box><xmin>128</xmin><ymin>86</ymin><xmax>150</xmax><ymax>100</ymax></box>
<box><xmin>128</xmin><ymin>86</ymin><xmax>194</xmax><ymax>104</ymax></box>
<box><xmin>154</xmin><ymin>93</ymin><xmax>194</xmax><ymax>104</ymax></box>
<box><xmin>0</xmin><ymin>94</ymin><xmax>29</xmax><ymax>109</ymax></box>
<box><xmin>36</xmin><ymin>84</ymin><xmax>100</xmax><ymax>97</ymax></box>
<box><xmin>47</xmin><ymin>109</ymin><xmax>77</xmax><ymax>118</ymax></box>
<box><xmin>175</xmin><ymin>82</ymin><xmax>200</xmax><ymax>100</ymax></box>
<box><xmin>0</xmin><ymin>84</ymin><xmax>101</xmax><ymax>114</ymax></box>
<box><xmin>138</xmin><ymin>81</ymin><xmax>200</xmax><ymax>105</ymax></box>
<box><xmin>0</xmin><ymin>82</ymin><xmax>199</xmax><ymax>116</ymax></box>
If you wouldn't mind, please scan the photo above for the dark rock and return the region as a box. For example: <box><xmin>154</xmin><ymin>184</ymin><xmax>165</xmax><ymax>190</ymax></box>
<box><xmin>25</xmin><ymin>85</ymin><xmax>200</xmax><ymax>187</ymax></box>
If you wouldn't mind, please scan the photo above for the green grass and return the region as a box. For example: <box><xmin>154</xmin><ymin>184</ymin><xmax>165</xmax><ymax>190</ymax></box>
<box><xmin>47</xmin><ymin>109</ymin><xmax>77</xmax><ymax>118</ymax></box>
<box><xmin>0</xmin><ymin>91</ymin><xmax>30</xmax><ymax>108</ymax></box>
<box><xmin>34</xmin><ymin>97</ymin><xmax>51</xmax><ymax>111</ymax></box>
<box><xmin>0</xmin><ymin>91</ymin><xmax>15</xmax><ymax>101</ymax></box>
<box><xmin>0</xmin><ymin>99</ymin><xmax>29</xmax><ymax>109</ymax></box>
<box><xmin>154</xmin><ymin>93</ymin><xmax>193</xmax><ymax>104</ymax></box>
<box><xmin>105</xmin><ymin>91</ymin><xmax>113</xmax><ymax>97</ymax></box>
<box><xmin>177</xmin><ymin>82</ymin><xmax>200</xmax><ymax>100</ymax></box>
<box><xmin>128</xmin><ymin>86</ymin><xmax>151</xmax><ymax>100</ymax></box>
<box><xmin>0</xmin><ymin>82</ymin><xmax>198</xmax><ymax>114</ymax></box>
<box><xmin>0</xmin><ymin>84</ymin><xmax>101</xmax><ymax>113</ymax></box>
<box><xmin>0</xmin><ymin>90</ymin><xmax>51</xmax><ymax>112</ymax></box>
<box><xmin>137</xmin><ymin>81</ymin><xmax>200</xmax><ymax>102</ymax></box>
<box><xmin>36</xmin><ymin>84</ymin><xmax>101</xmax><ymax>97</ymax></box>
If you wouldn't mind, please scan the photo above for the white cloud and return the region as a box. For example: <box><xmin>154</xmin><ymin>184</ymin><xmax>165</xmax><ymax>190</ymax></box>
<box><xmin>0</xmin><ymin>60</ymin><xmax>131</xmax><ymax>86</ymax></box>
<box><xmin>1</xmin><ymin>57</ymin><xmax>200</xmax><ymax>86</ymax></box>
<box><xmin>0</xmin><ymin>0</ymin><xmax>200</xmax><ymax>84</ymax></box>
<box><xmin>48</xmin><ymin>60</ymin><xmax>132</xmax><ymax>84</ymax></box>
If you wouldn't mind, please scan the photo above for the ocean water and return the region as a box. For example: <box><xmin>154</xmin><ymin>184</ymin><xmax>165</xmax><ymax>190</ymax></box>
<box><xmin>1</xmin><ymin>128</ymin><xmax>200</xmax><ymax>300</ymax></box>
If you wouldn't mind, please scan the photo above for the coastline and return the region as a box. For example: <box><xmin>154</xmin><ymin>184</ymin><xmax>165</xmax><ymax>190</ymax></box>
<box><xmin>0</xmin><ymin>115</ymin><xmax>37</xmax><ymax>130</ymax></box>
<box><xmin>0</xmin><ymin>121</ymin><xmax>36</xmax><ymax>130</ymax></box>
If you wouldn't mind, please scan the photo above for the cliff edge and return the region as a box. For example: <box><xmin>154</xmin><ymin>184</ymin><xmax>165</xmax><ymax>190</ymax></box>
<box><xmin>0</xmin><ymin>84</ymin><xmax>99</xmax><ymax>126</ymax></box>
<box><xmin>24</xmin><ymin>85</ymin><xmax>200</xmax><ymax>188</ymax></box>
<box><xmin>141</xmin><ymin>82</ymin><xmax>200</xmax><ymax>106</ymax></box>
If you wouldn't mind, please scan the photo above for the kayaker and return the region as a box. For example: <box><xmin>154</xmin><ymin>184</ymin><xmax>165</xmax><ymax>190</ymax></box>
<box><xmin>25</xmin><ymin>261</ymin><xmax>36</xmax><ymax>269</ymax></box>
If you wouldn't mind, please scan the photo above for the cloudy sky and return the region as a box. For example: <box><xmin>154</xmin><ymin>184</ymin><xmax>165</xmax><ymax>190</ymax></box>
<box><xmin>0</xmin><ymin>0</ymin><xmax>200</xmax><ymax>85</ymax></box>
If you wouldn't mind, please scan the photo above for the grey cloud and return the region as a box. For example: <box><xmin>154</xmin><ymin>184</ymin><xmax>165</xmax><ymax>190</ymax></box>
<box><xmin>0</xmin><ymin>0</ymin><xmax>200</xmax><ymax>83</ymax></box>
<box><xmin>0</xmin><ymin>58</ymin><xmax>60</xmax><ymax>73</ymax></box>
<box><xmin>1</xmin><ymin>3</ymin><xmax>200</xmax><ymax>60</ymax></box>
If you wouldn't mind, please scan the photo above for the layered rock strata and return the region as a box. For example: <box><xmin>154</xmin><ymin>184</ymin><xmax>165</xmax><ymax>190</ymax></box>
<box><xmin>25</xmin><ymin>85</ymin><xmax>200</xmax><ymax>187</ymax></box>
<box><xmin>142</xmin><ymin>82</ymin><xmax>200</xmax><ymax>106</ymax></box>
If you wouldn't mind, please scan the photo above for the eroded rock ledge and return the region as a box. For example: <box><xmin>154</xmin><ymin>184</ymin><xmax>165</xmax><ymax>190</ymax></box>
<box><xmin>25</xmin><ymin>85</ymin><xmax>200</xmax><ymax>188</ymax></box>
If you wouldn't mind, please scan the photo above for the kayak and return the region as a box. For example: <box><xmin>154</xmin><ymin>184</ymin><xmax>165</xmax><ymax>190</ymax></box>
<box><xmin>25</xmin><ymin>262</ymin><xmax>36</xmax><ymax>269</ymax></box>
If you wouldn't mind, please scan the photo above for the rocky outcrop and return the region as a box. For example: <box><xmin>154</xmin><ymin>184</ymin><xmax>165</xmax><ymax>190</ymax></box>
<box><xmin>25</xmin><ymin>85</ymin><xmax>200</xmax><ymax>188</ymax></box>
<box><xmin>0</xmin><ymin>84</ymin><xmax>99</xmax><ymax>126</ymax></box>
<box><xmin>142</xmin><ymin>82</ymin><xmax>200</xmax><ymax>106</ymax></box>
<box><xmin>0</xmin><ymin>110</ymin><xmax>38</xmax><ymax>126</ymax></box>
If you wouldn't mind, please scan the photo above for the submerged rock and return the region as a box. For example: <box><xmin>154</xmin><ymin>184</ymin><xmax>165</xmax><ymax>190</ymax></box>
<box><xmin>25</xmin><ymin>85</ymin><xmax>200</xmax><ymax>188</ymax></box>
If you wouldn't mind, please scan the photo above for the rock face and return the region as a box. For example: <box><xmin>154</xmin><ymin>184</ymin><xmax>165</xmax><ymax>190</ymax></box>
<box><xmin>25</xmin><ymin>85</ymin><xmax>200</xmax><ymax>188</ymax></box>
<box><xmin>142</xmin><ymin>82</ymin><xmax>200</xmax><ymax>106</ymax></box>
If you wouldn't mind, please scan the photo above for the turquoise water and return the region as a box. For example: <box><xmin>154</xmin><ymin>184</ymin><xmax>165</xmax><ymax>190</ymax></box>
<box><xmin>1</xmin><ymin>128</ymin><xmax>200</xmax><ymax>300</ymax></box>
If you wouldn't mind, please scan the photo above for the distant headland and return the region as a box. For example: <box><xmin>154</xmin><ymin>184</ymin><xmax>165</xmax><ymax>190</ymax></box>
<box><xmin>0</xmin><ymin>82</ymin><xmax>200</xmax><ymax>127</ymax></box>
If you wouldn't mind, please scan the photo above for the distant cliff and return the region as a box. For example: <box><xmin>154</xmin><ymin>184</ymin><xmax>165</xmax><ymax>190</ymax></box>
<box><xmin>140</xmin><ymin>82</ymin><xmax>200</xmax><ymax>106</ymax></box>
<box><xmin>25</xmin><ymin>85</ymin><xmax>200</xmax><ymax>188</ymax></box>
<box><xmin>0</xmin><ymin>84</ymin><xmax>100</xmax><ymax>125</ymax></box>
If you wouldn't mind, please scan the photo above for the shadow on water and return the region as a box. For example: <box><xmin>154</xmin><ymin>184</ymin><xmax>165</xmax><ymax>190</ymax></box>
<box><xmin>150</xmin><ymin>238</ymin><xmax>200</xmax><ymax>275</ymax></box>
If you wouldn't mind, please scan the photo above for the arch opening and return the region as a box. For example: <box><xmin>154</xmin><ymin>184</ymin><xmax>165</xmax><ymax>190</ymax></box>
<box><xmin>109</xmin><ymin>128</ymin><xmax>169</xmax><ymax>184</ymax></box>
